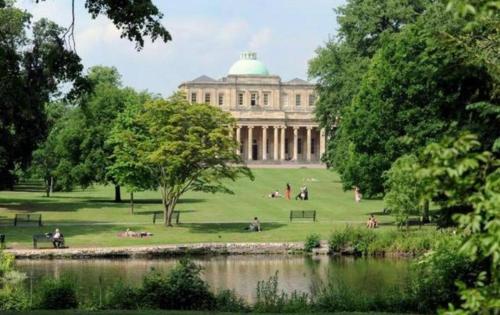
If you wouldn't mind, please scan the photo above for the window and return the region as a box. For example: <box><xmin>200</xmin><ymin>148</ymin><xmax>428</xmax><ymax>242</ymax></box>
<box><xmin>238</xmin><ymin>92</ymin><xmax>244</xmax><ymax>106</ymax></box>
<box><xmin>311</xmin><ymin>138</ymin><xmax>315</xmax><ymax>154</ymax></box>
<box><xmin>296</xmin><ymin>94</ymin><xmax>301</xmax><ymax>106</ymax></box>
<box><xmin>266</xmin><ymin>138</ymin><xmax>270</xmax><ymax>153</ymax></box>
<box><xmin>250</xmin><ymin>93</ymin><xmax>257</xmax><ymax>106</ymax></box>
<box><xmin>285</xmin><ymin>138</ymin><xmax>289</xmax><ymax>154</ymax></box>
<box><xmin>309</xmin><ymin>94</ymin><xmax>316</xmax><ymax>106</ymax></box>
<box><xmin>298</xmin><ymin>138</ymin><xmax>302</xmax><ymax>154</ymax></box>
<box><xmin>191</xmin><ymin>92</ymin><xmax>197</xmax><ymax>103</ymax></box>
<box><xmin>204</xmin><ymin>92</ymin><xmax>211</xmax><ymax>104</ymax></box>
<box><xmin>263</xmin><ymin>93</ymin><xmax>270</xmax><ymax>106</ymax></box>
<box><xmin>218</xmin><ymin>93</ymin><xmax>224</xmax><ymax>106</ymax></box>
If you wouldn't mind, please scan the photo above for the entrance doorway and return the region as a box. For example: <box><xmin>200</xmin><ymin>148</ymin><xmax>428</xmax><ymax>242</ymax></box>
<box><xmin>252</xmin><ymin>139</ymin><xmax>258</xmax><ymax>160</ymax></box>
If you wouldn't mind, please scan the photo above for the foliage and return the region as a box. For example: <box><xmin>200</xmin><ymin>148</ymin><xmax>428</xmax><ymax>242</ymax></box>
<box><xmin>328</xmin><ymin>225</ymin><xmax>375</xmax><ymax>255</ymax></box>
<box><xmin>140</xmin><ymin>258</ymin><xmax>215</xmax><ymax>310</ymax></box>
<box><xmin>409</xmin><ymin>237</ymin><xmax>477</xmax><ymax>313</ymax></box>
<box><xmin>110</xmin><ymin>92</ymin><xmax>253</xmax><ymax>225</ymax></box>
<box><xmin>36</xmin><ymin>277</ymin><xmax>78</xmax><ymax>309</ymax></box>
<box><xmin>254</xmin><ymin>271</ymin><xmax>310</xmax><ymax>313</ymax></box>
<box><xmin>383</xmin><ymin>155</ymin><xmax>424</xmax><ymax>225</ymax></box>
<box><xmin>414</xmin><ymin>132</ymin><xmax>500</xmax><ymax>314</ymax></box>
<box><xmin>304</xmin><ymin>233</ymin><xmax>321</xmax><ymax>252</ymax></box>
<box><xmin>0</xmin><ymin>3</ymin><xmax>84</xmax><ymax>189</ymax></box>
<box><xmin>214</xmin><ymin>289</ymin><xmax>250</xmax><ymax>313</ymax></box>
<box><xmin>309</xmin><ymin>0</ymin><xmax>431</xmax><ymax>163</ymax></box>
<box><xmin>104</xmin><ymin>281</ymin><xmax>139</xmax><ymax>310</ymax></box>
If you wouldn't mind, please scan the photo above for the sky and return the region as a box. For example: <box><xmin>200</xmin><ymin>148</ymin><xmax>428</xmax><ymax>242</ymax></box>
<box><xmin>17</xmin><ymin>0</ymin><xmax>345</xmax><ymax>96</ymax></box>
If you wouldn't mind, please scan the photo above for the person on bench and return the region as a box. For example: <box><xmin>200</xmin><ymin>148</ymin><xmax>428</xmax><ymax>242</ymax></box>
<box><xmin>52</xmin><ymin>228</ymin><xmax>64</xmax><ymax>248</ymax></box>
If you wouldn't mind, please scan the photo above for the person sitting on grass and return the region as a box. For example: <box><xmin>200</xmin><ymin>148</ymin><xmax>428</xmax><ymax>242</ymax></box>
<box><xmin>268</xmin><ymin>190</ymin><xmax>281</xmax><ymax>198</ymax></box>
<box><xmin>52</xmin><ymin>228</ymin><xmax>64</xmax><ymax>248</ymax></box>
<box><xmin>246</xmin><ymin>217</ymin><xmax>261</xmax><ymax>232</ymax></box>
<box><xmin>366</xmin><ymin>215</ymin><xmax>378</xmax><ymax>229</ymax></box>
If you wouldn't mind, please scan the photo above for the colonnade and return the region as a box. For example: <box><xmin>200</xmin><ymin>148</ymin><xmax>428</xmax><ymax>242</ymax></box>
<box><xmin>234</xmin><ymin>125</ymin><xmax>326</xmax><ymax>162</ymax></box>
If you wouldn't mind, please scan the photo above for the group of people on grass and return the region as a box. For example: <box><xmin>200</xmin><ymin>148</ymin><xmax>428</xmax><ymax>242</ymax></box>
<box><xmin>268</xmin><ymin>183</ymin><xmax>309</xmax><ymax>200</ymax></box>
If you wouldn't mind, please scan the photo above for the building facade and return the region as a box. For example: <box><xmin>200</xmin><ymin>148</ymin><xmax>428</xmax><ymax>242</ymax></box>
<box><xmin>179</xmin><ymin>52</ymin><xmax>325</xmax><ymax>163</ymax></box>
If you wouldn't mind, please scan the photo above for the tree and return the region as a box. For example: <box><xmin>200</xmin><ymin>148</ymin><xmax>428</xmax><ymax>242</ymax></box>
<box><xmin>111</xmin><ymin>93</ymin><xmax>253</xmax><ymax>226</ymax></box>
<box><xmin>309</xmin><ymin>0</ymin><xmax>430</xmax><ymax>162</ymax></box>
<box><xmin>0</xmin><ymin>3</ymin><xmax>84</xmax><ymax>189</ymax></box>
<box><xmin>383</xmin><ymin>154</ymin><xmax>425</xmax><ymax>227</ymax></box>
<box><xmin>108</xmin><ymin>91</ymin><xmax>157</xmax><ymax>213</ymax></box>
<box><xmin>328</xmin><ymin>2</ymin><xmax>498</xmax><ymax>196</ymax></box>
<box><xmin>36</xmin><ymin>0</ymin><xmax>172</xmax><ymax>50</ymax></box>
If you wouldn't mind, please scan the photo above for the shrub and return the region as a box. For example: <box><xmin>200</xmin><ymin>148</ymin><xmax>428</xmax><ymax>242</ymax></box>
<box><xmin>328</xmin><ymin>225</ymin><xmax>375</xmax><ymax>255</ymax></box>
<box><xmin>140</xmin><ymin>258</ymin><xmax>215</xmax><ymax>310</ymax></box>
<box><xmin>104</xmin><ymin>281</ymin><xmax>139</xmax><ymax>310</ymax></box>
<box><xmin>36</xmin><ymin>276</ymin><xmax>78</xmax><ymax>309</ymax></box>
<box><xmin>304</xmin><ymin>234</ymin><xmax>321</xmax><ymax>252</ymax></box>
<box><xmin>328</xmin><ymin>226</ymin><xmax>351</xmax><ymax>252</ymax></box>
<box><xmin>0</xmin><ymin>287</ymin><xmax>29</xmax><ymax>311</ymax></box>
<box><xmin>254</xmin><ymin>271</ymin><xmax>310</xmax><ymax>313</ymax></box>
<box><xmin>214</xmin><ymin>289</ymin><xmax>249</xmax><ymax>312</ymax></box>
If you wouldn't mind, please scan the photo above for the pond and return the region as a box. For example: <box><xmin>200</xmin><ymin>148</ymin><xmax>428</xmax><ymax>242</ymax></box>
<box><xmin>16</xmin><ymin>255</ymin><xmax>411</xmax><ymax>302</ymax></box>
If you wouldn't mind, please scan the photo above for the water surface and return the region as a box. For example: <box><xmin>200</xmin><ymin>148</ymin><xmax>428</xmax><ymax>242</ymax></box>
<box><xmin>16</xmin><ymin>255</ymin><xmax>410</xmax><ymax>301</ymax></box>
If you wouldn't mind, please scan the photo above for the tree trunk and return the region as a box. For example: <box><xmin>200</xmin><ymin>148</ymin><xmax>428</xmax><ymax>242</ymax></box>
<box><xmin>45</xmin><ymin>178</ymin><xmax>50</xmax><ymax>197</ymax></box>
<box><xmin>422</xmin><ymin>200</ymin><xmax>430</xmax><ymax>223</ymax></box>
<box><xmin>114</xmin><ymin>185</ymin><xmax>121</xmax><ymax>202</ymax></box>
<box><xmin>130</xmin><ymin>192</ymin><xmax>134</xmax><ymax>215</ymax></box>
<box><xmin>163</xmin><ymin>197</ymin><xmax>178</xmax><ymax>227</ymax></box>
<box><xmin>49</xmin><ymin>176</ymin><xmax>54</xmax><ymax>196</ymax></box>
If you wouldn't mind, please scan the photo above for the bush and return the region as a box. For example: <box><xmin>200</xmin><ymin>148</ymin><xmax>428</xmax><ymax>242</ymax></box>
<box><xmin>140</xmin><ymin>258</ymin><xmax>215</xmax><ymax>310</ymax></box>
<box><xmin>214</xmin><ymin>289</ymin><xmax>249</xmax><ymax>312</ymax></box>
<box><xmin>328</xmin><ymin>225</ymin><xmax>376</xmax><ymax>255</ymax></box>
<box><xmin>36</xmin><ymin>276</ymin><xmax>78</xmax><ymax>309</ymax></box>
<box><xmin>408</xmin><ymin>237</ymin><xmax>477</xmax><ymax>313</ymax></box>
<box><xmin>254</xmin><ymin>271</ymin><xmax>310</xmax><ymax>313</ymax></box>
<box><xmin>304</xmin><ymin>234</ymin><xmax>321</xmax><ymax>252</ymax></box>
<box><xmin>104</xmin><ymin>281</ymin><xmax>139</xmax><ymax>310</ymax></box>
<box><xmin>0</xmin><ymin>287</ymin><xmax>30</xmax><ymax>311</ymax></box>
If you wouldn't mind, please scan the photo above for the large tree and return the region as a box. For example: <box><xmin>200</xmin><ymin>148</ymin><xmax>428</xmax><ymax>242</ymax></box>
<box><xmin>324</xmin><ymin>2</ymin><xmax>498</xmax><ymax>196</ymax></box>
<box><xmin>309</xmin><ymin>0</ymin><xmax>430</xmax><ymax>162</ymax></box>
<box><xmin>110</xmin><ymin>93</ymin><xmax>253</xmax><ymax>226</ymax></box>
<box><xmin>0</xmin><ymin>3</ymin><xmax>84</xmax><ymax>189</ymax></box>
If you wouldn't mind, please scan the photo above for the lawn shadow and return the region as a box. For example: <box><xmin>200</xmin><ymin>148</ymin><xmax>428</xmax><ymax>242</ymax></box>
<box><xmin>135</xmin><ymin>209</ymin><xmax>197</xmax><ymax>216</ymax></box>
<box><xmin>183</xmin><ymin>222</ymin><xmax>285</xmax><ymax>234</ymax></box>
<box><xmin>0</xmin><ymin>198</ymin><xmax>127</xmax><ymax>213</ymax></box>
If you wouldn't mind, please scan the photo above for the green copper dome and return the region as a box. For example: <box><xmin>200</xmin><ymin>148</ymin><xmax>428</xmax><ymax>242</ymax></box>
<box><xmin>228</xmin><ymin>52</ymin><xmax>269</xmax><ymax>76</ymax></box>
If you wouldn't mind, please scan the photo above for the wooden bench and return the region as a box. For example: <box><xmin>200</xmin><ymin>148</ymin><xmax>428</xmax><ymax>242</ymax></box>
<box><xmin>397</xmin><ymin>216</ymin><xmax>423</xmax><ymax>229</ymax></box>
<box><xmin>33</xmin><ymin>233</ymin><xmax>64</xmax><ymax>249</ymax></box>
<box><xmin>152</xmin><ymin>211</ymin><xmax>181</xmax><ymax>224</ymax></box>
<box><xmin>14</xmin><ymin>214</ymin><xmax>42</xmax><ymax>227</ymax></box>
<box><xmin>290</xmin><ymin>210</ymin><xmax>316</xmax><ymax>222</ymax></box>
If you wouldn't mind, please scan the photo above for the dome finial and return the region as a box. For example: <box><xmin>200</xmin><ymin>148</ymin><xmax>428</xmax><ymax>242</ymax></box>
<box><xmin>240</xmin><ymin>51</ymin><xmax>257</xmax><ymax>60</ymax></box>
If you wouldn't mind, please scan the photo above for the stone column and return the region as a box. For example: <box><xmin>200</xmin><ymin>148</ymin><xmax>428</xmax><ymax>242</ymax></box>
<box><xmin>262</xmin><ymin>126</ymin><xmax>268</xmax><ymax>160</ymax></box>
<box><xmin>306</xmin><ymin>126</ymin><xmax>312</xmax><ymax>161</ymax></box>
<box><xmin>320</xmin><ymin>128</ymin><xmax>326</xmax><ymax>159</ymax></box>
<box><xmin>273</xmin><ymin>126</ymin><xmax>279</xmax><ymax>160</ymax></box>
<box><xmin>293</xmin><ymin>127</ymin><xmax>299</xmax><ymax>161</ymax></box>
<box><xmin>280</xmin><ymin>126</ymin><xmax>286</xmax><ymax>161</ymax></box>
<box><xmin>247</xmin><ymin>126</ymin><xmax>253</xmax><ymax>160</ymax></box>
<box><xmin>235</xmin><ymin>126</ymin><xmax>241</xmax><ymax>156</ymax></box>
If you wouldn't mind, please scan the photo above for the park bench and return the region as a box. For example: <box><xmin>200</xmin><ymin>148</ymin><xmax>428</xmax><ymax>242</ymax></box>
<box><xmin>33</xmin><ymin>233</ymin><xmax>64</xmax><ymax>249</ymax></box>
<box><xmin>397</xmin><ymin>216</ymin><xmax>423</xmax><ymax>229</ymax></box>
<box><xmin>14</xmin><ymin>213</ymin><xmax>42</xmax><ymax>227</ymax></box>
<box><xmin>0</xmin><ymin>234</ymin><xmax>5</xmax><ymax>249</ymax></box>
<box><xmin>289</xmin><ymin>210</ymin><xmax>316</xmax><ymax>222</ymax></box>
<box><xmin>152</xmin><ymin>211</ymin><xmax>181</xmax><ymax>224</ymax></box>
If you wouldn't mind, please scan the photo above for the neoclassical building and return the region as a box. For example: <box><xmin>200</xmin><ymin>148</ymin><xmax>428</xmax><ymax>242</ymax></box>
<box><xmin>179</xmin><ymin>52</ymin><xmax>325</xmax><ymax>163</ymax></box>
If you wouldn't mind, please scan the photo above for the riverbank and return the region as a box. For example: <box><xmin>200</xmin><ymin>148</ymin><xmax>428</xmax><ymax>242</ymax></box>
<box><xmin>7</xmin><ymin>242</ymin><xmax>314</xmax><ymax>259</ymax></box>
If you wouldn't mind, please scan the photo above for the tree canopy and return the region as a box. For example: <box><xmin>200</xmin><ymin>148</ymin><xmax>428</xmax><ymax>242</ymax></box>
<box><xmin>110</xmin><ymin>93</ymin><xmax>253</xmax><ymax>226</ymax></box>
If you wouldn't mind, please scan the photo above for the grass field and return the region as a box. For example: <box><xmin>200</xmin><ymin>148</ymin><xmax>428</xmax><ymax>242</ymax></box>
<box><xmin>0</xmin><ymin>169</ymin><xmax>412</xmax><ymax>249</ymax></box>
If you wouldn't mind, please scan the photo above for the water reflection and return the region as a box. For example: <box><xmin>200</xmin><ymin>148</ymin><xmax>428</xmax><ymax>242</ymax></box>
<box><xmin>16</xmin><ymin>255</ymin><xmax>410</xmax><ymax>302</ymax></box>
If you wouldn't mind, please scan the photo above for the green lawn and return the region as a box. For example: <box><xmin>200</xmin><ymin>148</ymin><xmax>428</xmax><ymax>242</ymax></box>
<box><xmin>0</xmin><ymin>169</ymin><xmax>410</xmax><ymax>249</ymax></box>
